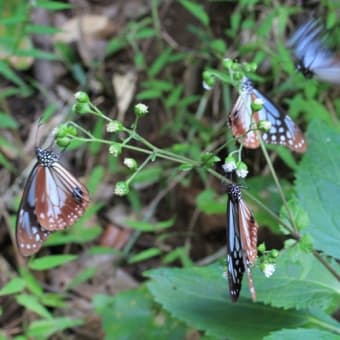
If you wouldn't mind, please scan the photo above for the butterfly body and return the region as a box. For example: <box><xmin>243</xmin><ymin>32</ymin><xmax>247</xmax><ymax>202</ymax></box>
<box><xmin>229</xmin><ymin>77</ymin><xmax>306</xmax><ymax>153</ymax></box>
<box><xmin>16</xmin><ymin>148</ymin><xmax>89</xmax><ymax>256</ymax></box>
<box><xmin>226</xmin><ymin>184</ymin><xmax>258</xmax><ymax>302</ymax></box>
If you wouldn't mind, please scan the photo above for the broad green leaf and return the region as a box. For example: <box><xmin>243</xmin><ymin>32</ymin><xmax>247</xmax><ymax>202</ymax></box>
<box><xmin>146</xmin><ymin>264</ymin><xmax>329</xmax><ymax>339</ymax></box>
<box><xmin>93</xmin><ymin>287</ymin><xmax>186</xmax><ymax>339</ymax></box>
<box><xmin>40</xmin><ymin>293</ymin><xmax>66</xmax><ymax>308</ymax></box>
<box><xmin>0</xmin><ymin>277</ymin><xmax>25</xmax><ymax>296</ymax></box>
<box><xmin>129</xmin><ymin>248</ymin><xmax>162</xmax><ymax>263</ymax></box>
<box><xmin>264</xmin><ymin>328</ymin><xmax>340</xmax><ymax>340</ymax></box>
<box><xmin>28</xmin><ymin>255</ymin><xmax>78</xmax><ymax>270</ymax></box>
<box><xmin>16</xmin><ymin>294</ymin><xmax>51</xmax><ymax>319</ymax></box>
<box><xmin>27</xmin><ymin>317</ymin><xmax>83</xmax><ymax>338</ymax></box>
<box><xmin>254</xmin><ymin>249</ymin><xmax>340</xmax><ymax>311</ymax></box>
<box><xmin>66</xmin><ymin>267</ymin><xmax>97</xmax><ymax>290</ymax></box>
<box><xmin>296</xmin><ymin>121</ymin><xmax>340</xmax><ymax>258</ymax></box>
<box><xmin>179</xmin><ymin>0</ymin><xmax>209</xmax><ymax>27</ymax></box>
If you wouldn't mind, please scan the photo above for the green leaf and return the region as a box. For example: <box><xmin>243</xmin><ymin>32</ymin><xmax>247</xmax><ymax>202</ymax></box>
<box><xmin>196</xmin><ymin>189</ymin><xmax>225</xmax><ymax>214</ymax></box>
<box><xmin>34</xmin><ymin>0</ymin><xmax>72</xmax><ymax>10</ymax></box>
<box><xmin>0</xmin><ymin>60</ymin><xmax>27</xmax><ymax>88</ymax></box>
<box><xmin>66</xmin><ymin>267</ymin><xmax>97</xmax><ymax>290</ymax></box>
<box><xmin>136</xmin><ymin>89</ymin><xmax>163</xmax><ymax>100</ymax></box>
<box><xmin>264</xmin><ymin>328</ymin><xmax>340</xmax><ymax>340</ymax></box>
<box><xmin>25</xmin><ymin>24</ymin><xmax>61</xmax><ymax>35</ymax></box>
<box><xmin>27</xmin><ymin>317</ymin><xmax>83</xmax><ymax>338</ymax></box>
<box><xmin>129</xmin><ymin>248</ymin><xmax>162</xmax><ymax>263</ymax></box>
<box><xmin>0</xmin><ymin>277</ymin><xmax>25</xmax><ymax>296</ymax></box>
<box><xmin>132</xmin><ymin>165</ymin><xmax>163</xmax><ymax>186</ymax></box>
<box><xmin>146</xmin><ymin>264</ymin><xmax>331</xmax><ymax>339</ymax></box>
<box><xmin>125</xmin><ymin>218</ymin><xmax>174</xmax><ymax>232</ymax></box>
<box><xmin>19</xmin><ymin>267</ymin><xmax>43</xmax><ymax>296</ymax></box>
<box><xmin>93</xmin><ymin>287</ymin><xmax>186</xmax><ymax>339</ymax></box>
<box><xmin>148</xmin><ymin>48</ymin><xmax>173</xmax><ymax>78</ymax></box>
<box><xmin>0</xmin><ymin>112</ymin><xmax>18</xmax><ymax>128</ymax></box>
<box><xmin>0</xmin><ymin>153</ymin><xmax>15</xmax><ymax>171</ymax></box>
<box><xmin>179</xmin><ymin>0</ymin><xmax>209</xmax><ymax>27</ymax></box>
<box><xmin>87</xmin><ymin>165</ymin><xmax>104</xmax><ymax>194</ymax></box>
<box><xmin>16</xmin><ymin>294</ymin><xmax>52</xmax><ymax>319</ymax></box>
<box><xmin>16</xmin><ymin>48</ymin><xmax>59</xmax><ymax>60</ymax></box>
<box><xmin>28</xmin><ymin>255</ymin><xmax>78</xmax><ymax>270</ymax></box>
<box><xmin>254</xmin><ymin>249</ymin><xmax>340</xmax><ymax>311</ymax></box>
<box><xmin>296</xmin><ymin>121</ymin><xmax>340</xmax><ymax>258</ymax></box>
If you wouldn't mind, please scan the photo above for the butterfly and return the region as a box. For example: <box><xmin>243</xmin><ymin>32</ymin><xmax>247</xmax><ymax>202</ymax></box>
<box><xmin>229</xmin><ymin>77</ymin><xmax>306</xmax><ymax>153</ymax></box>
<box><xmin>288</xmin><ymin>19</ymin><xmax>340</xmax><ymax>84</ymax></box>
<box><xmin>16</xmin><ymin>147</ymin><xmax>90</xmax><ymax>256</ymax></box>
<box><xmin>226</xmin><ymin>183</ymin><xmax>258</xmax><ymax>302</ymax></box>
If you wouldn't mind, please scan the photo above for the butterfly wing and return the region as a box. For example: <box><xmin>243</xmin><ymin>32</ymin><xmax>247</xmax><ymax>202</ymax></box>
<box><xmin>35</xmin><ymin>162</ymin><xmax>90</xmax><ymax>231</ymax></box>
<box><xmin>226</xmin><ymin>186</ymin><xmax>245</xmax><ymax>302</ymax></box>
<box><xmin>16</xmin><ymin>164</ymin><xmax>51</xmax><ymax>256</ymax></box>
<box><xmin>238</xmin><ymin>199</ymin><xmax>258</xmax><ymax>302</ymax></box>
<box><xmin>229</xmin><ymin>89</ymin><xmax>261</xmax><ymax>149</ymax></box>
<box><xmin>289</xmin><ymin>19</ymin><xmax>340</xmax><ymax>84</ymax></box>
<box><xmin>252</xmin><ymin>89</ymin><xmax>307</xmax><ymax>153</ymax></box>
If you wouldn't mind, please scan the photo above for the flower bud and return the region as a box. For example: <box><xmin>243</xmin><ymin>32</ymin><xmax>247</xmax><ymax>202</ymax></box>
<box><xmin>251</xmin><ymin>98</ymin><xmax>264</xmax><ymax>112</ymax></box>
<box><xmin>134</xmin><ymin>103</ymin><xmax>148</xmax><ymax>117</ymax></box>
<box><xmin>222</xmin><ymin>155</ymin><xmax>237</xmax><ymax>173</ymax></box>
<box><xmin>107</xmin><ymin>120</ymin><xmax>123</xmax><ymax>133</ymax></box>
<box><xmin>74</xmin><ymin>91</ymin><xmax>90</xmax><ymax>103</ymax></box>
<box><xmin>114</xmin><ymin>181</ymin><xmax>129</xmax><ymax>196</ymax></box>
<box><xmin>236</xmin><ymin>161</ymin><xmax>248</xmax><ymax>178</ymax></box>
<box><xmin>258</xmin><ymin>119</ymin><xmax>271</xmax><ymax>132</ymax></box>
<box><xmin>123</xmin><ymin>157</ymin><xmax>137</xmax><ymax>170</ymax></box>
<box><xmin>109</xmin><ymin>143</ymin><xmax>122</xmax><ymax>157</ymax></box>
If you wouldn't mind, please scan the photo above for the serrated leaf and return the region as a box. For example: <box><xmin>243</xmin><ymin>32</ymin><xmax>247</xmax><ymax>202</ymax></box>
<box><xmin>264</xmin><ymin>328</ymin><xmax>340</xmax><ymax>340</ymax></box>
<box><xmin>27</xmin><ymin>317</ymin><xmax>83</xmax><ymax>338</ymax></box>
<box><xmin>28</xmin><ymin>255</ymin><xmax>78</xmax><ymax>270</ymax></box>
<box><xmin>16</xmin><ymin>294</ymin><xmax>52</xmax><ymax>319</ymax></box>
<box><xmin>254</xmin><ymin>248</ymin><xmax>340</xmax><ymax>311</ymax></box>
<box><xmin>146</xmin><ymin>265</ymin><xmax>315</xmax><ymax>339</ymax></box>
<box><xmin>296</xmin><ymin>121</ymin><xmax>340</xmax><ymax>258</ymax></box>
<box><xmin>0</xmin><ymin>277</ymin><xmax>25</xmax><ymax>296</ymax></box>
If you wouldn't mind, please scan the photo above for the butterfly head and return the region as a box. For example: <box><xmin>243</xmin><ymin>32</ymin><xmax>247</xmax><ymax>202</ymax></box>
<box><xmin>35</xmin><ymin>147</ymin><xmax>59</xmax><ymax>167</ymax></box>
<box><xmin>227</xmin><ymin>184</ymin><xmax>242</xmax><ymax>203</ymax></box>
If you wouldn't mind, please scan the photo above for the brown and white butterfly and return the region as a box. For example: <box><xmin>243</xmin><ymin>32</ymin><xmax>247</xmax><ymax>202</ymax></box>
<box><xmin>226</xmin><ymin>183</ymin><xmax>258</xmax><ymax>302</ymax></box>
<box><xmin>16</xmin><ymin>147</ymin><xmax>89</xmax><ymax>256</ymax></box>
<box><xmin>229</xmin><ymin>77</ymin><xmax>306</xmax><ymax>153</ymax></box>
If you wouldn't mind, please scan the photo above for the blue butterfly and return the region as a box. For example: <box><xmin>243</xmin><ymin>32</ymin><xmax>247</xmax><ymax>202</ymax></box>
<box><xmin>288</xmin><ymin>19</ymin><xmax>340</xmax><ymax>84</ymax></box>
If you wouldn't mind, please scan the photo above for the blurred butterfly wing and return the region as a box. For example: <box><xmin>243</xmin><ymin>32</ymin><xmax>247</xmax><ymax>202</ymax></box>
<box><xmin>289</xmin><ymin>19</ymin><xmax>340</xmax><ymax>84</ymax></box>
<box><xmin>35</xmin><ymin>162</ymin><xmax>90</xmax><ymax>231</ymax></box>
<box><xmin>226</xmin><ymin>190</ymin><xmax>245</xmax><ymax>302</ymax></box>
<box><xmin>252</xmin><ymin>89</ymin><xmax>307</xmax><ymax>153</ymax></box>
<box><xmin>16</xmin><ymin>164</ymin><xmax>50</xmax><ymax>256</ymax></box>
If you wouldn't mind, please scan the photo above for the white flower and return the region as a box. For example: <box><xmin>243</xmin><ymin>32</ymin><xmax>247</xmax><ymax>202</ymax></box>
<box><xmin>263</xmin><ymin>263</ymin><xmax>276</xmax><ymax>278</ymax></box>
